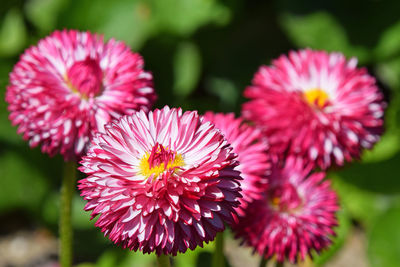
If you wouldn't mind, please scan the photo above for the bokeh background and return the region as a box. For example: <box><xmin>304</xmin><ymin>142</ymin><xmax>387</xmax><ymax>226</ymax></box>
<box><xmin>1</xmin><ymin>0</ymin><xmax>400</xmax><ymax>266</ymax></box>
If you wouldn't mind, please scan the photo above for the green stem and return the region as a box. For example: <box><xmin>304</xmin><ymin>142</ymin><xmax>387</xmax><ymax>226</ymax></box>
<box><xmin>259</xmin><ymin>257</ymin><xmax>268</xmax><ymax>267</ymax></box>
<box><xmin>60</xmin><ymin>161</ymin><xmax>77</xmax><ymax>267</ymax></box>
<box><xmin>157</xmin><ymin>254</ymin><xmax>171</xmax><ymax>267</ymax></box>
<box><xmin>212</xmin><ymin>232</ymin><xmax>224</xmax><ymax>267</ymax></box>
<box><xmin>276</xmin><ymin>261</ymin><xmax>284</xmax><ymax>267</ymax></box>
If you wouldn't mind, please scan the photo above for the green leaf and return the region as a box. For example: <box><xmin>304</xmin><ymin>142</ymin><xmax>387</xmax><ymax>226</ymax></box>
<box><xmin>75</xmin><ymin>263</ymin><xmax>96</xmax><ymax>267</ymax></box>
<box><xmin>205</xmin><ymin>77</ymin><xmax>239</xmax><ymax>112</ymax></box>
<box><xmin>118</xmin><ymin>251</ymin><xmax>155</xmax><ymax>267</ymax></box>
<box><xmin>147</xmin><ymin>0</ymin><xmax>231</xmax><ymax>36</ymax></box>
<box><xmin>334</xmin><ymin>152</ymin><xmax>400</xmax><ymax>195</ymax></box>
<box><xmin>173</xmin><ymin>42</ymin><xmax>202</xmax><ymax>98</ymax></box>
<box><xmin>313</xmin><ymin>208</ymin><xmax>351</xmax><ymax>266</ymax></box>
<box><xmin>279</xmin><ymin>11</ymin><xmax>369</xmax><ymax>63</ymax></box>
<box><xmin>0</xmin><ymin>149</ymin><xmax>48</xmax><ymax>212</ymax></box>
<box><xmin>368</xmin><ymin>203</ymin><xmax>400</xmax><ymax>267</ymax></box>
<box><xmin>96</xmin><ymin>250</ymin><xmax>120</xmax><ymax>267</ymax></box>
<box><xmin>58</xmin><ymin>0</ymin><xmax>153</xmax><ymax>50</ymax></box>
<box><xmin>0</xmin><ymin>8</ymin><xmax>27</xmax><ymax>57</ymax></box>
<box><xmin>331</xmin><ymin>174</ymin><xmax>390</xmax><ymax>227</ymax></box>
<box><xmin>375</xmin><ymin>59</ymin><xmax>400</xmax><ymax>90</ymax></box>
<box><xmin>25</xmin><ymin>0</ymin><xmax>68</xmax><ymax>33</ymax></box>
<box><xmin>59</xmin><ymin>0</ymin><xmax>230</xmax><ymax>50</ymax></box>
<box><xmin>374</xmin><ymin>20</ymin><xmax>400</xmax><ymax>61</ymax></box>
<box><xmin>361</xmin><ymin>91</ymin><xmax>400</xmax><ymax>163</ymax></box>
<box><xmin>362</xmin><ymin>128</ymin><xmax>400</xmax><ymax>164</ymax></box>
<box><xmin>97</xmin><ymin>1</ymin><xmax>156</xmax><ymax>50</ymax></box>
<box><xmin>174</xmin><ymin>239</ymin><xmax>214</xmax><ymax>267</ymax></box>
<box><xmin>94</xmin><ymin>248</ymin><xmax>155</xmax><ymax>267</ymax></box>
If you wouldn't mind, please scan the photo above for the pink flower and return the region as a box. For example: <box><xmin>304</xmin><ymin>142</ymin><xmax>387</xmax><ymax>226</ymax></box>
<box><xmin>203</xmin><ymin>112</ymin><xmax>270</xmax><ymax>216</ymax></box>
<box><xmin>78</xmin><ymin>106</ymin><xmax>242</xmax><ymax>255</ymax></box>
<box><xmin>242</xmin><ymin>49</ymin><xmax>385</xmax><ymax>169</ymax></box>
<box><xmin>6</xmin><ymin>30</ymin><xmax>156</xmax><ymax>161</ymax></box>
<box><xmin>233</xmin><ymin>156</ymin><xmax>339</xmax><ymax>263</ymax></box>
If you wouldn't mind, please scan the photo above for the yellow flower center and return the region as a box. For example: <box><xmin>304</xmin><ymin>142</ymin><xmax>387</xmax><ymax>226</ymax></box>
<box><xmin>271</xmin><ymin>196</ymin><xmax>281</xmax><ymax>207</ymax></box>
<box><xmin>304</xmin><ymin>88</ymin><xmax>329</xmax><ymax>108</ymax></box>
<box><xmin>138</xmin><ymin>143</ymin><xmax>184</xmax><ymax>179</ymax></box>
<box><xmin>269</xmin><ymin>183</ymin><xmax>302</xmax><ymax>212</ymax></box>
<box><xmin>64</xmin><ymin>57</ymin><xmax>103</xmax><ymax>100</ymax></box>
<box><xmin>65</xmin><ymin>77</ymin><xmax>89</xmax><ymax>100</ymax></box>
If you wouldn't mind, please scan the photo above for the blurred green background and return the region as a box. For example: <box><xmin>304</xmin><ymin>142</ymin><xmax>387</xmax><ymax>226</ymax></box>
<box><xmin>1</xmin><ymin>0</ymin><xmax>400</xmax><ymax>266</ymax></box>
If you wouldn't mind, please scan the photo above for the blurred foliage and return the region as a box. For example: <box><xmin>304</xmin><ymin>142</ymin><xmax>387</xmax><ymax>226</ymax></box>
<box><xmin>368</xmin><ymin>203</ymin><xmax>400</xmax><ymax>267</ymax></box>
<box><xmin>2</xmin><ymin>0</ymin><xmax>400</xmax><ymax>266</ymax></box>
<box><xmin>279</xmin><ymin>11</ymin><xmax>370</xmax><ymax>63</ymax></box>
<box><xmin>0</xmin><ymin>8</ymin><xmax>27</xmax><ymax>57</ymax></box>
<box><xmin>312</xmin><ymin>208</ymin><xmax>351</xmax><ymax>266</ymax></box>
<box><xmin>173</xmin><ymin>41</ymin><xmax>202</xmax><ymax>98</ymax></box>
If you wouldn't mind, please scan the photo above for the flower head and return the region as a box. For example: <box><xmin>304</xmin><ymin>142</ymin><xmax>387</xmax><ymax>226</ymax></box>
<box><xmin>242</xmin><ymin>49</ymin><xmax>385</xmax><ymax>169</ymax></box>
<box><xmin>203</xmin><ymin>112</ymin><xmax>270</xmax><ymax>216</ymax></box>
<box><xmin>6</xmin><ymin>30</ymin><xmax>156</xmax><ymax>161</ymax></box>
<box><xmin>79</xmin><ymin>106</ymin><xmax>242</xmax><ymax>255</ymax></box>
<box><xmin>233</xmin><ymin>156</ymin><xmax>338</xmax><ymax>263</ymax></box>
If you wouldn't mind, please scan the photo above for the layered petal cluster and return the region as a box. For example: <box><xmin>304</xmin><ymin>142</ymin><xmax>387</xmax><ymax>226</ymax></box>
<box><xmin>203</xmin><ymin>112</ymin><xmax>270</xmax><ymax>216</ymax></box>
<box><xmin>6</xmin><ymin>30</ymin><xmax>156</xmax><ymax>161</ymax></box>
<box><xmin>242</xmin><ymin>49</ymin><xmax>385</xmax><ymax>169</ymax></box>
<box><xmin>233</xmin><ymin>156</ymin><xmax>338</xmax><ymax>263</ymax></box>
<box><xmin>79</xmin><ymin>106</ymin><xmax>242</xmax><ymax>255</ymax></box>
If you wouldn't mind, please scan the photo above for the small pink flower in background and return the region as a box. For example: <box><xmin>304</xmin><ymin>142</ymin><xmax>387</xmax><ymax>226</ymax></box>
<box><xmin>79</xmin><ymin>106</ymin><xmax>242</xmax><ymax>255</ymax></box>
<box><xmin>203</xmin><ymin>112</ymin><xmax>270</xmax><ymax>216</ymax></box>
<box><xmin>233</xmin><ymin>156</ymin><xmax>338</xmax><ymax>263</ymax></box>
<box><xmin>6</xmin><ymin>30</ymin><xmax>156</xmax><ymax>161</ymax></box>
<box><xmin>242</xmin><ymin>49</ymin><xmax>385</xmax><ymax>169</ymax></box>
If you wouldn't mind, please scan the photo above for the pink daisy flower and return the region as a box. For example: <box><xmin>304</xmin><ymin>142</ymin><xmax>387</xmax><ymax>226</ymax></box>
<box><xmin>203</xmin><ymin>112</ymin><xmax>270</xmax><ymax>216</ymax></box>
<box><xmin>233</xmin><ymin>156</ymin><xmax>339</xmax><ymax>263</ymax></box>
<box><xmin>6</xmin><ymin>30</ymin><xmax>156</xmax><ymax>161</ymax></box>
<box><xmin>78</xmin><ymin>106</ymin><xmax>242</xmax><ymax>255</ymax></box>
<box><xmin>242</xmin><ymin>49</ymin><xmax>385</xmax><ymax>169</ymax></box>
